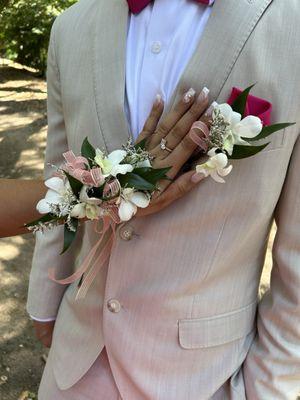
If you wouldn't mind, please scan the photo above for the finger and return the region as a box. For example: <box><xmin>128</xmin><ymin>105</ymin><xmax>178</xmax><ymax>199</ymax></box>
<box><xmin>137</xmin><ymin>170</ymin><xmax>205</xmax><ymax>217</ymax></box>
<box><xmin>135</xmin><ymin>94</ymin><xmax>164</xmax><ymax>145</ymax></box>
<box><xmin>150</xmin><ymin>115</ymin><xmax>210</xmax><ymax>196</ymax></box>
<box><xmin>147</xmin><ymin>88</ymin><xmax>196</xmax><ymax>149</ymax></box>
<box><xmin>155</xmin><ymin>87</ymin><xmax>210</xmax><ymax>158</ymax></box>
<box><xmin>189</xmin><ymin>101</ymin><xmax>218</xmax><ymax>158</ymax></box>
<box><xmin>167</xmin><ymin>115</ymin><xmax>212</xmax><ymax>169</ymax></box>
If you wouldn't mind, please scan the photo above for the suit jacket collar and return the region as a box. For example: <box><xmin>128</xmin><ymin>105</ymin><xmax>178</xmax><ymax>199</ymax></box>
<box><xmin>93</xmin><ymin>0</ymin><xmax>273</xmax><ymax>152</ymax></box>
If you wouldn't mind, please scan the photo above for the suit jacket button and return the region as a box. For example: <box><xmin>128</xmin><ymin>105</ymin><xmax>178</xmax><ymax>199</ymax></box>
<box><xmin>107</xmin><ymin>299</ymin><xmax>121</xmax><ymax>313</ymax></box>
<box><xmin>119</xmin><ymin>225</ymin><xmax>134</xmax><ymax>241</ymax></box>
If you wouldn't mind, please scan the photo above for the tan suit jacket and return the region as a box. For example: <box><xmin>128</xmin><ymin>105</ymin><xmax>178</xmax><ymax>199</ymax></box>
<box><xmin>27</xmin><ymin>0</ymin><xmax>300</xmax><ymax>398</ymax></box>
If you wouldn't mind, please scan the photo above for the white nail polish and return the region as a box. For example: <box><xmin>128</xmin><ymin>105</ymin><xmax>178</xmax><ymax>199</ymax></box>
<box><xmin>183</xmin><ymin>88</ymin><xmax>196</xmax><ymax>103</ymax></box>
<box><xmin>155</xmin><ymin>94</ymin><xmax>163</xmax><ymax>106</ymax></box>
<box><xmin>197</xmin><ymin>87</ymin><xmax>210</xmax><ymax>103</ymax></box>
<box><xmin>205</xmin><ymin>101</ymin><xmax>218</xmax><ymax>116</ymax></box>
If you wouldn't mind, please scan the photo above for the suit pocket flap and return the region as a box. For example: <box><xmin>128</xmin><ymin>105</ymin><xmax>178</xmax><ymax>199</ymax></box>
<box><xmin>178</xmin><ymin>300</ymin><xmax>257</xmax><ymax>349</ymax></box>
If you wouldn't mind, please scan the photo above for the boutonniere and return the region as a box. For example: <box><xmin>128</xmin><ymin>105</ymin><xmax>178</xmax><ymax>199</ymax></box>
<box><xmin>194</xmin><ymin>85</ymin><xmax>295</xmax><ymax>183</ymax></box>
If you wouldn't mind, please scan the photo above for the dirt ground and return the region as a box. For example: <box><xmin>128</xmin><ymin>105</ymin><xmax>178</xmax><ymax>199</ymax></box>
<box><xmin>0</xmin><ymin>60</ymin><xmax>276</xmax><ymax>400</ymax></box>
<box><xmin>0</xmin><ymin>60</ymin><xmax>47</xmax><ymax>400</ymax></box>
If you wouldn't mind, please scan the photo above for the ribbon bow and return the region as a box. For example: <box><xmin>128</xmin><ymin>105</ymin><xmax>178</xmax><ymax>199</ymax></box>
<box><xmin>127</xmin><ymin>0</ymin><xmax>213</xmax><ymax>14</ymax></box>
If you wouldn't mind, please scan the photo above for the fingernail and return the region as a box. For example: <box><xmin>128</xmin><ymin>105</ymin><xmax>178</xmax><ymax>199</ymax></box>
<box><xmin>183</xmin><ymin>88</ymin><xmax>196</xmax><ymax>103</ymax></box>
<box><xmin>197</xmin><ymin>87</ymin><xmax>210</xmax><ymax>103</ymax></box>
<box><xmin>191</xmin><ymin>172</ymin><xmax>204</xmax><ymax>183</ymax></box>
<box><xmin>205</xmin><ymin>101</ymin><xmax>218</xmax><ymax>116</ymax></box>
<box><xmin>154</xmin><ymin>94</ymin><xmax>163</xmax><ymax>106</ymax></box>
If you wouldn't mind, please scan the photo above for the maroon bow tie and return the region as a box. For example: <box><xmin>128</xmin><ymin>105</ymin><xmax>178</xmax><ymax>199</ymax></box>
<box><xmin>127</xmin><ymin>0</ymin><xmax>212</xmax><ymax>14</ymax></box>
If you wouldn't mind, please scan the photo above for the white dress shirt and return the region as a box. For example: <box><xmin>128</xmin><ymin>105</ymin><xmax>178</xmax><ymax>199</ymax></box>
<box><xmin>32</xmin><ymin>0</ymin><xmax>214</xmax><ymax>322</ymax></box>
<box><xmin>126</xmin><ymin>0</ymin><xmax>214</xmax><ymax>140</ymax></box>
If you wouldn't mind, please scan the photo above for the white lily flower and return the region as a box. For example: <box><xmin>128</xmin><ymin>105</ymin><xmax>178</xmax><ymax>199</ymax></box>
<box><xmin>94</xmin><ymin>149</ymin><xmax>133</xmax><ymax>177</ymax></box>
<box><xmin>71</xmin><ymin>203</ymin><xmax>100</xmax><ymax>220</ymax></box>
<box><xmin>36</xmin><ymin>177</ymin><xmax>70</xmax><ymax>215</ymax></box>
<box><xmin>70</xmin><ymin>185</ymin><xmax>102</xmax><ymax>220</ymax></box>
<box><xmin>70</xmin><ymin>203</ymin><xmax>87</xmax><ymax>219</ymax></box>
<box><xmin>196</xmin><ymin>148</ymin><xmax>233</xmax><ymax>184</ymax></box>
<box><xmin>233</xmin><ymin>115</ymin><xmax>263</xmax><ymax>140</ymax></box>
<box><xmin>217</xmin><ymin>104</ymin><xmax>263</xmax><ymax>155</ymax></box>
<box><xmin>118</xmin><ymin>188</ymin><xmax>150</xmax><ymax>222</ymax></box>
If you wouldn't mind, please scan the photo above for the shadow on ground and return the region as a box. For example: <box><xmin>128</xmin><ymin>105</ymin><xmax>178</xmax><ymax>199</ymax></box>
<box><xmin>0</xmin><ymin>61</ymin><xmax>47</xmax><ymax>400</ymax></box>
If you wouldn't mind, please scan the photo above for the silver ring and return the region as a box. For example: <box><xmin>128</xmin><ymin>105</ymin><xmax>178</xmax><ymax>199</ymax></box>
<box><xmin>160</xmin><ymin>138</ymin><xmax>172</xmax><ymax>153</ymax></box>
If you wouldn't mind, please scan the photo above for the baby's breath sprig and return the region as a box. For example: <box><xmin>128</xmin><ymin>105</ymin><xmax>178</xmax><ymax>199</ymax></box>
<box><xmin>66</xmin><ymin>215</ymin><xmax>77</xmax><ymax>232</ymax></box>
<box><xmin>27</xmin><ymin>220</ymin><xmax>60</xmax><ymax>234</ymax></box>
<box><xmin>122</xmin><ymin>139</ymin><xmax>154</xmax><ymax>166</ymax></box>
<box><xmin>48</xmin><ymin>187</ymin><xmax>77</xmax><ymax>219</ymax></box>
<box><xmin>207</xmin><ymin>109</ymin><xmax>230</xmax><ymax>151</ymax></box>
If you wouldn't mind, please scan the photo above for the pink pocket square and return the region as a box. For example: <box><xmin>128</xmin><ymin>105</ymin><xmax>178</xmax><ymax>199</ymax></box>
<box><xmin>227</xmin><ymin>87</ymin><xmax>272</xmax><ymax>126</ymax></box>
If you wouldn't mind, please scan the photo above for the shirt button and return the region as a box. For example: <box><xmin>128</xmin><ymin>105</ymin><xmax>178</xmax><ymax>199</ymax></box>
<box><xmin>107</xmin><ymin>299</ymin><xmax>121</xmax><ymax>313</ymax></box>
<box><xmin>151</xmin><ymin>41</ymin><xmax>162</xmax><ymax>54</ymax></box>
<box><xmin>119</xmin><ymin>224</ymin><xmax>135</xmax><ymax>241</ymax></box>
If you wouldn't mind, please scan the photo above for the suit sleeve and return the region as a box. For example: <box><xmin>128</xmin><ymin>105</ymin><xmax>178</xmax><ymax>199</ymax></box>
<box><xmin>244</xmin><ymin>134</ymin><xmax>300</xmax><ymax>399</ymax></box>
<box><xmin>26</xmin><ymin>20</ymin><xmax>79</xmax><ymax>319</ymax></box>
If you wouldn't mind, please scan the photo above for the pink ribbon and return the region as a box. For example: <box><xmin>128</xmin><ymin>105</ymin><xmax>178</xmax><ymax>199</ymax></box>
<box><xmin>63</xmin><ymin>150</ymin><xmax>89</xmax><ymax>170</ymax></box>
<box><xmin>48</xmin><ymin>211</ymin><xmax>119</xmax><ymax>300</ymax></box>
<box><xmin>190</xmin><ymin>121</ymin><xmax>210</xmax><ymax>152</ymax></box>
<box><xmin>62</xmin><ymin>150</ymin><xmax>104</xmax><ymax>187</ymax></box>
<box><xmin>103</xmin><ymin>179</ymin><xmax>121</xmax><ymax>199</ymax></box>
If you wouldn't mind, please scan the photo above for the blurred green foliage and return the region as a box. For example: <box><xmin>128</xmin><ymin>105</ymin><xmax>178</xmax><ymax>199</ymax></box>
<box><xmin>0</xmin><ymin>0</ymin><xmax>77</xmax><ymax>75</ymax></box>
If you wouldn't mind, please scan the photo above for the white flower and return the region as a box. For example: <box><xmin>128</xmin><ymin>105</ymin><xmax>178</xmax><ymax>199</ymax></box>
<box><xmin>196</xmin><ymin>148</ymin><xmax>233</xmax><ymax>184</ymax></box>
<box><xmin>36</xmin><ymin>177</ymin><xmax>70</xmax><ymax>215</ymax></box>
<box><xmin>217</xmin><ymin>104</ymin><xmax>263</xmax><ymax>155</ymax></box>
<box><xmin>94</xmin><ymin>149</ymin><xmax>133</xmax><ymax>177</ymax></box>
<box><xmin>118</xmin><ymin>188</ymin><xmax>150</xmax><ymax>222</ymax></box>
<box><xmin>70</xmin><ymin>185</ymin><xmax>102</xmax><ymax>220</ymax></box>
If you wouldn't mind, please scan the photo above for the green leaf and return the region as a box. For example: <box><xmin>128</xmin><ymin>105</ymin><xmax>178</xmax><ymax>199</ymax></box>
<box><xmin>246</xmin><ymin>122</ymin><xmax>296</xmax><ymax>142</ymax></box>
<box><xmin>64</xmin><ymin>171</ymin><xmax>83</xmax><ymax>198</ymax></box>
<box><xmin>229</xmin><ymin>143</ymin><xmax>270</xmax><ymax>159</ymax></box>
<box><xmin>134</xmin><ymin>138</ymin><xmax>148</xmax><ymax>150</ymax></box>
<box><xmin>81</xmin><ymin>137</ymin><xmax>96</xmax><ymax>167</ymax></box>
<box><xmin>88</xmin><ymin>184</ymin><xmax>105</xmax><ymax>199</ymax></box>
<box><xmin>118</xmin><ymin>172</ymin><xmax>155</xmax><ymax>191</ymax></box>
<box><xmin>231</xmin><ymin>84</ymin><xmax>256</xmax><ymax>116</ymax></box>
<box><xmin>132</xmin><ymin>166</ymin><xmax>172</xmax><ymax>185</ymax></box>
<box><xmin>60</xmin><ymin>219</ymin><xmax>78</xmax><ymax>255</ymax></box>
<box><xmin>25</xmin><ymin>213</ymin><xmax>58</xmax><ymax>228</ymax></box>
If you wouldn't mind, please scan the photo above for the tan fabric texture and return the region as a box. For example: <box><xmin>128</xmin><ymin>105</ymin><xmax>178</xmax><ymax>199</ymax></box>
<box><xmin>38</xmin><ymin>347</ymin><xmax>121</xmax><ymax>399</ymax></box>
<box><xmin>27</xmin><ymin>0</ymin><xmax>300</xmax><ymax>398</ymax></box>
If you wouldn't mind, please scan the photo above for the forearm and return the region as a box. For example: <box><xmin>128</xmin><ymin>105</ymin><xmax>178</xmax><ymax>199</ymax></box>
<box><xmin>0</xmin><ymin>179</ymin><xmax>46</xmax><ymax>238</ymax></box>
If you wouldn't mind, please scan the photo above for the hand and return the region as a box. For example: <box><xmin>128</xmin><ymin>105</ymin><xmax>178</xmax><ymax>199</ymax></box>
<box><xmin>135</xmin><ymin>87</ymin><xmax>212</xmax><ymax>217</ymax></box>
<box><xmin>33</xmin><ymin>320</ymin><xmax>55</xmax><ymax>348</ymax></box>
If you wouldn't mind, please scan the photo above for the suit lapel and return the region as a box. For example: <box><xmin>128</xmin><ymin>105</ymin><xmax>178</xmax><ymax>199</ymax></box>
<box><xmin>93</xmin><ymin>0</ymin><xmax>129</xmax><ymax>152</ymax></box>
<box><xmin>167</xmin><ymin>0</ymin><xmax>274</xmax><ymax>111</ymax></box>
<box><xmin>93</xmin><ymin>0</ymin><xmax>273</xmax><ymax>151</ymax></box>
